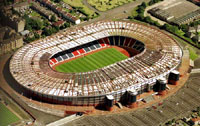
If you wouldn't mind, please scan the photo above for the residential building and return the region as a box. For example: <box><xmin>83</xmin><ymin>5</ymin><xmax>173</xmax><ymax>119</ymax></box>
<box><xmin>13</xmin><ymin>1</ymin><xmax>29</xmax><ymax>14</ymax></box>
<box><xmin>0</xmin><ymin>6</ymin><xmax>25</xmax><ymax>32</ymax></box>
<box><xmin>31</xmin><ymin>2</ymin><xmax>53</xmax><ymax>20</ymax></box>
<box><xmin>37</xmin><ymin>0</ymin><xmax>80</xmax><ymax>24</ymax></box>
<box><xmin>0</xmin><ymin>27</ymin><xmax>23</xmax><ymax>55</ymax></box>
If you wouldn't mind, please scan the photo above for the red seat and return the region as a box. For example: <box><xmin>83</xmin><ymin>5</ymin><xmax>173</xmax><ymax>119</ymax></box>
<box><xmin>49</xmin><ymin>61</ymin><xmax>53</xmax><ymax>65</ymax></box>
<box><xmin>103</xmin><ymin>37</ymin><xmax>110</xmax><ymax>45</ymax></box>
<box><xmin>51</xmin><ymin>58</ymin><xmax>57</xmax><ymax>63</ymax></box>
<box><xmin>98</xmin><ymin>39</ymin><xmax>105</xmax><ymax>47</ymax></box>
<box><xmin>78</xmin><ymin>49</ymin><xmax>85</xmax><ymax>54</ymax></box>
<box><xmin>72</xmin><ymin>50</ymin><xmax>79</xmax><ymax>56</ymax></box>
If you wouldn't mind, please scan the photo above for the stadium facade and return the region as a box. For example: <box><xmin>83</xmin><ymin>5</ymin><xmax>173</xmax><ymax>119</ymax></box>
<box><xmin>9</xmin><ymin>21</ymin><xmax>182</xmax><ymax>107</ymax></box>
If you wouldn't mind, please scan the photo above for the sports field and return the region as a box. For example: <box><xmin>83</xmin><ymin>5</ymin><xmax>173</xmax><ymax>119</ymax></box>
<box><xmin>0</xmin><ymin>103</ymin><xmax>20</xmax><ymax>126</ymax></box>
<box><xmin>55</xmin><ymin>48</ymin><xmax>128</xmax><ymax>73</ymax></box>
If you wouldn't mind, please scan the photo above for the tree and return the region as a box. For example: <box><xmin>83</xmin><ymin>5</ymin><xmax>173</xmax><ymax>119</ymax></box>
<box><xmin>70</xmin><ymin>9</ymin><xmax>75</xmax><ymax>14</ymax></box>
<box><xmin>64</xmin><ymin>22</ymin><xmax>70</xmax><ymax>28</ymax></box>
<box><xmin>53</xmin><ymin>26</ymin><xmax>59</xmax><ymax>31</ymax></box>
<box><xmin>148</xmin><ymin>1</ymin><xmax>154</xmax><ymax>6</ymax></box>
<box><xmin>55</xmin><ymin>0</ymin><xmax>61</xmax><ymax>3</ymax></box>
<box><xmin>51</xmin><ymin>15</ymin><xmax>56</xmax><ymax>22</ymax></box>
<box><xmin>198</xmin><ymin>111</ymin><xmax>200</xmax><ymax>116</ymax></box>
<box><xmin>141</xmin><ymin>2</ymin><xmax>147</xmax><ymax>8</ymax></box>
<box><xmin>34</xmin><ymin>32</ymin><xmax>40</xmax><ymax>39</ymax></box>
<box><xmin>180</xmin><ymin>24</ymin><xmax>188</xmax><ymax>32</ymax></box>
<box><xmin>192</xmin><ymin>36</ymin><xmax>198</xmax><ymax>43</ymax></box>
<box><xmin>35</xmin><ymin>19</ymin><xmax>43</xmax><ymax>30</ymax></box>
<box><xmin>25</xmin><ymin>24</ymin><xmax>32</xmax><ymax>31</ymax></box>
<box><xmin>144</xmin><ymin>16</ymin><xmax>151</xmax><ymax>23</ymax></box>
<box><xmin>162</xmin><ymin>23</ymin><xmax>170</xmax><ymax>30</ymax></box>
<box><xmin>166</xmin><ymin>120</ymin><xmax>172</xmax><ymax>125</ymax></box>
<box><xmin>154</xmin><ymin>21</ymin><xmax>161</xmax><ymax>27</ymax></box>
<box><xmin>171</xmin><ymin>25</ymin><xmax>179</xmax><ymax>34</ymax></box>
<box><xmin>197</xmin><ymin>107</ymin><xmax>200</xmax><ymax>112</ymax></box>
<box><xmin>51</xmin><ymin>27</ymin><xmax>57</xmax><ymax>33</ymax></box>
<box><xmin>135</xmin><ymin>13</ymin><xmax>145</xmax><ymax>21</ymax></box>
<box><xmin>44</xmin><ymin>19</ymin><xmax>50</xmax><ymax>27</ymax></box>
<box><xmin>137</xmin><ymin>6</ymin><xmax>145</xmax><ymax>14</ymax></box>
<box><xmin>172</xmin><ymin>119</ymin><xmax>175</xmax><ymax>123</ymax></box>
<box><xmin>43</xmin><ymin>27</ymin><xmax>52</xmax><ymax>36</ymax></box>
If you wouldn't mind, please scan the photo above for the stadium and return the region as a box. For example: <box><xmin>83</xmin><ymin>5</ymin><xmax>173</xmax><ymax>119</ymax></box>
<box><xmin>9</xmin><ymin>21</ymin><xmax>182</xmax><ymax>108</ymax></box>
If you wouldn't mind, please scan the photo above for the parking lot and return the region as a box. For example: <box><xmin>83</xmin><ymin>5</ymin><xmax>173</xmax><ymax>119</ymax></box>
<box><xmin>67</xmin><ymin>73</ymin><xmax>200</xmax><ymax>126</ymax></box>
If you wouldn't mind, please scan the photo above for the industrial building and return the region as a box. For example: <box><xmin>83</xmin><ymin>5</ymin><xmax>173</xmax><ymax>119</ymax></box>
<box><xmin>172</xmin><ymin>9</ymin><xmax>200</xmax><ymax>25</ymax></box>
<box><xmin>148</xmin><ymin>0</ymin><xmax>200</xmax><ymax>25</ymax></box>
<box><xmin>148</xmin><ymin>7</ymin><xmax>174</xmax><ymax>21</ymax></box>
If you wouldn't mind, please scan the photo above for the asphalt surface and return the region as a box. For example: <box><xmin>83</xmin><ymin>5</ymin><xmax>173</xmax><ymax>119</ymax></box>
<box><xmin>0</xmin><ymin>1</ymin><xmax>152</xmax><ymax>125</ymax></box>
<box><xmin>73</xmin><ymin>0</ymin><xmax>150</xmax><ymax>27</ymax></box>
<box><xmin>1</xmin><ymin>0</ymin><xmax>200</xmax><ymax>126</ymax></box>
<box><xmin>0</xmin><ymin>53</ymin><xmax>62</xmax><ymax>126</ymax></box>
<box><xmin>65</xmin><ymin>72</ymin><xmax>200</xmax><ymax>126</ymax></box>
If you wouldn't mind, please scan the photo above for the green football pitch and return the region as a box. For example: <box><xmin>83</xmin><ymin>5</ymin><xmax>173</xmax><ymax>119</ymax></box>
<box><xmin>0</xmin><ymin>103</ymin><xmax>20</xmax><ymax>126</ymax></box>
<box><xmin>55</xmin><ymin>48</ymin><xmax>128</xmax><ymax>73</ymax></box>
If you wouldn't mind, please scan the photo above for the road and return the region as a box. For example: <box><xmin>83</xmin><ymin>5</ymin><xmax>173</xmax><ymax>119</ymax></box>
<box><xmin>144</xmin><ymin>0</ymin><xmax>167</xmax><ymax>25</ymax></box>
<box><xmin>0</xmin><ymin>53</ymin><xmax>62</xmax><ymax>126</ymax></box>
<box><xmin>73</xmin><ymin>0</ymin><xmax>150</xmax><ymax>27</ymax></box>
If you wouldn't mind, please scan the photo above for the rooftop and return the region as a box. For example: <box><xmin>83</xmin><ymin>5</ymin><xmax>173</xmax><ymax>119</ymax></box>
<box><xmin>0</xmin><ymin>26</ymin><xmax>21</xmax><ymax>45</ymax></box>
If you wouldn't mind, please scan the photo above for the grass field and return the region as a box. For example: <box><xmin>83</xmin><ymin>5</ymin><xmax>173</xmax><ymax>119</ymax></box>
<box><xmin>188</xmin><ymin>48</ymin><xmax>199</xmax><ymax>61</ymax></box>
<box><xmin>0</xmin><ymin>103</ymin><xmax>20</xmax><ymax>126</ymax></box>
<box><xmin>172</xmin><ymin>35</ymin><xmax>199</xmax><ymax>61</ymax></box>
<box><xmin>88</xmin><ymin>0</ymin><xmax>134</xmax><ymax>11</ymax></box>
<box><xmin>55</xmin><ymin>48</ymin><xmax>128</xmax><ymax>73</ymax></box>
<box><xmin>63</xmin><ymin>0</ymin><xmax>97</xmax><ymax>17</ymax></box>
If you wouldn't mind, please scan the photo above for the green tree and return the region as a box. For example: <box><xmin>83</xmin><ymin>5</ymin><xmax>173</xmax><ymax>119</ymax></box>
<box><xmin>180</xmin><ymin>24</ymin><xmax>188</xmax><ymax>32</ymax></box>
<box><xmin>192</xmin><ymin>36</ymin><xmax>198</xmax><ymax>43</ymax></box>
<box><xmin>25</xmin><ymin>24</ymin><xmax>32</xmax><ymax>31</ymax></box>
<box><xmin>198</xmin><ymin>111</ymin><xmax>200</xmax><ymax>116</ymax></box>
<box><xmin>154</xmin><ymin>21</ymin><xmax>161</xmax><ymax>27</ymax></box>
<box><xmin>135</xmin><ymin>13</ymin><xmax>145</xmax><ymax>21</ymax></box>
<box><xmin>197</xmin><ymin>107</ymin><xmax>200</xmax><ymax>112</ymax></box>
<box><xmin>162</xmin><ymin>23</ymin><xmax>170</xmax><ymax>30</ymax></box>
<box><xmin>171</xmin><ymin>25</ymin><xmax>179</xmax><ymax>34</ymax></box>
<box><xmin>54</xmin><ymin>26</ymin><xmax>59</xmax><ymax>31</ymax></box>
<box><xmin>141</xmin><ymin>2</ymin><xmax>147</xmax><ymax>8</ymax></box>
<box><xmin>35</xmin><ymin>19</ymin><xmax>43</xmax><ymax>30</ymax></box>
<box><xmin>34</xmin><ymin>32</ymin><xmax>40</xmax><ymax>39</ymax></box>
<box><xmin>43</xmin><ymin>27</ymin><xmax>52</xmax><ymax>36</ymax></box>
<box><xmin>44</xmin><ymin>19</ymin><xmax>50</xmax><ymax>27</ymax></box>
<box><xmin>55</xmin><ymin>0</ymin><xmax>61</xmax><ymax>3</ymax></box>
<box><xmin>51</xmin><ymin>27</ymin><xmax>57</xmax><ymax>33</ymax></box>
<box><xmin>148</xmin><ymin>1</ymin><xmax>154</xmax><ymax>5</ymax></box>
<box><xmin>137</xmin><ymin>7</ymin><xmax>145</xmax><ymax>14</ymax></box>
<box><xmin>172</xmin><ymin>118</ymin><xmax>175</xmax><ymax>123</ymax></box>
<box><xmin>144</xmin><ymin>16</ymin><xmax>151</xmax><ymax>23</ymax></box>
<box><xmin>64</xmin><ymin>22</ymin><xmax>70</xmax><ymax>28</ymax></box>
<box><xmin>51</xmin><ymin>15</ymin><xmax>56</xmax><ymax>22</ymax></box>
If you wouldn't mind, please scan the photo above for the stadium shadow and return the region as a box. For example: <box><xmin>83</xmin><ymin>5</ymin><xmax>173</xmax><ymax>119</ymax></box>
<box><xmin>95</xmin><ymin>104</ymin><xmax>108</xmax><ymax>111</ymax></box>
<box><xmin>3</xmin><ymin>58</ymin><xmax>57</xmax><ymax>104</ymax></box>
<box><xmin>120</xmin><ymin>46</ymin><xmax>140</xmax><ymax>57</ymax></box>
<box><xmin>3</xmin><ymin>56</ymin><xmax>28</xmax><ymax>97</ymax></box>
